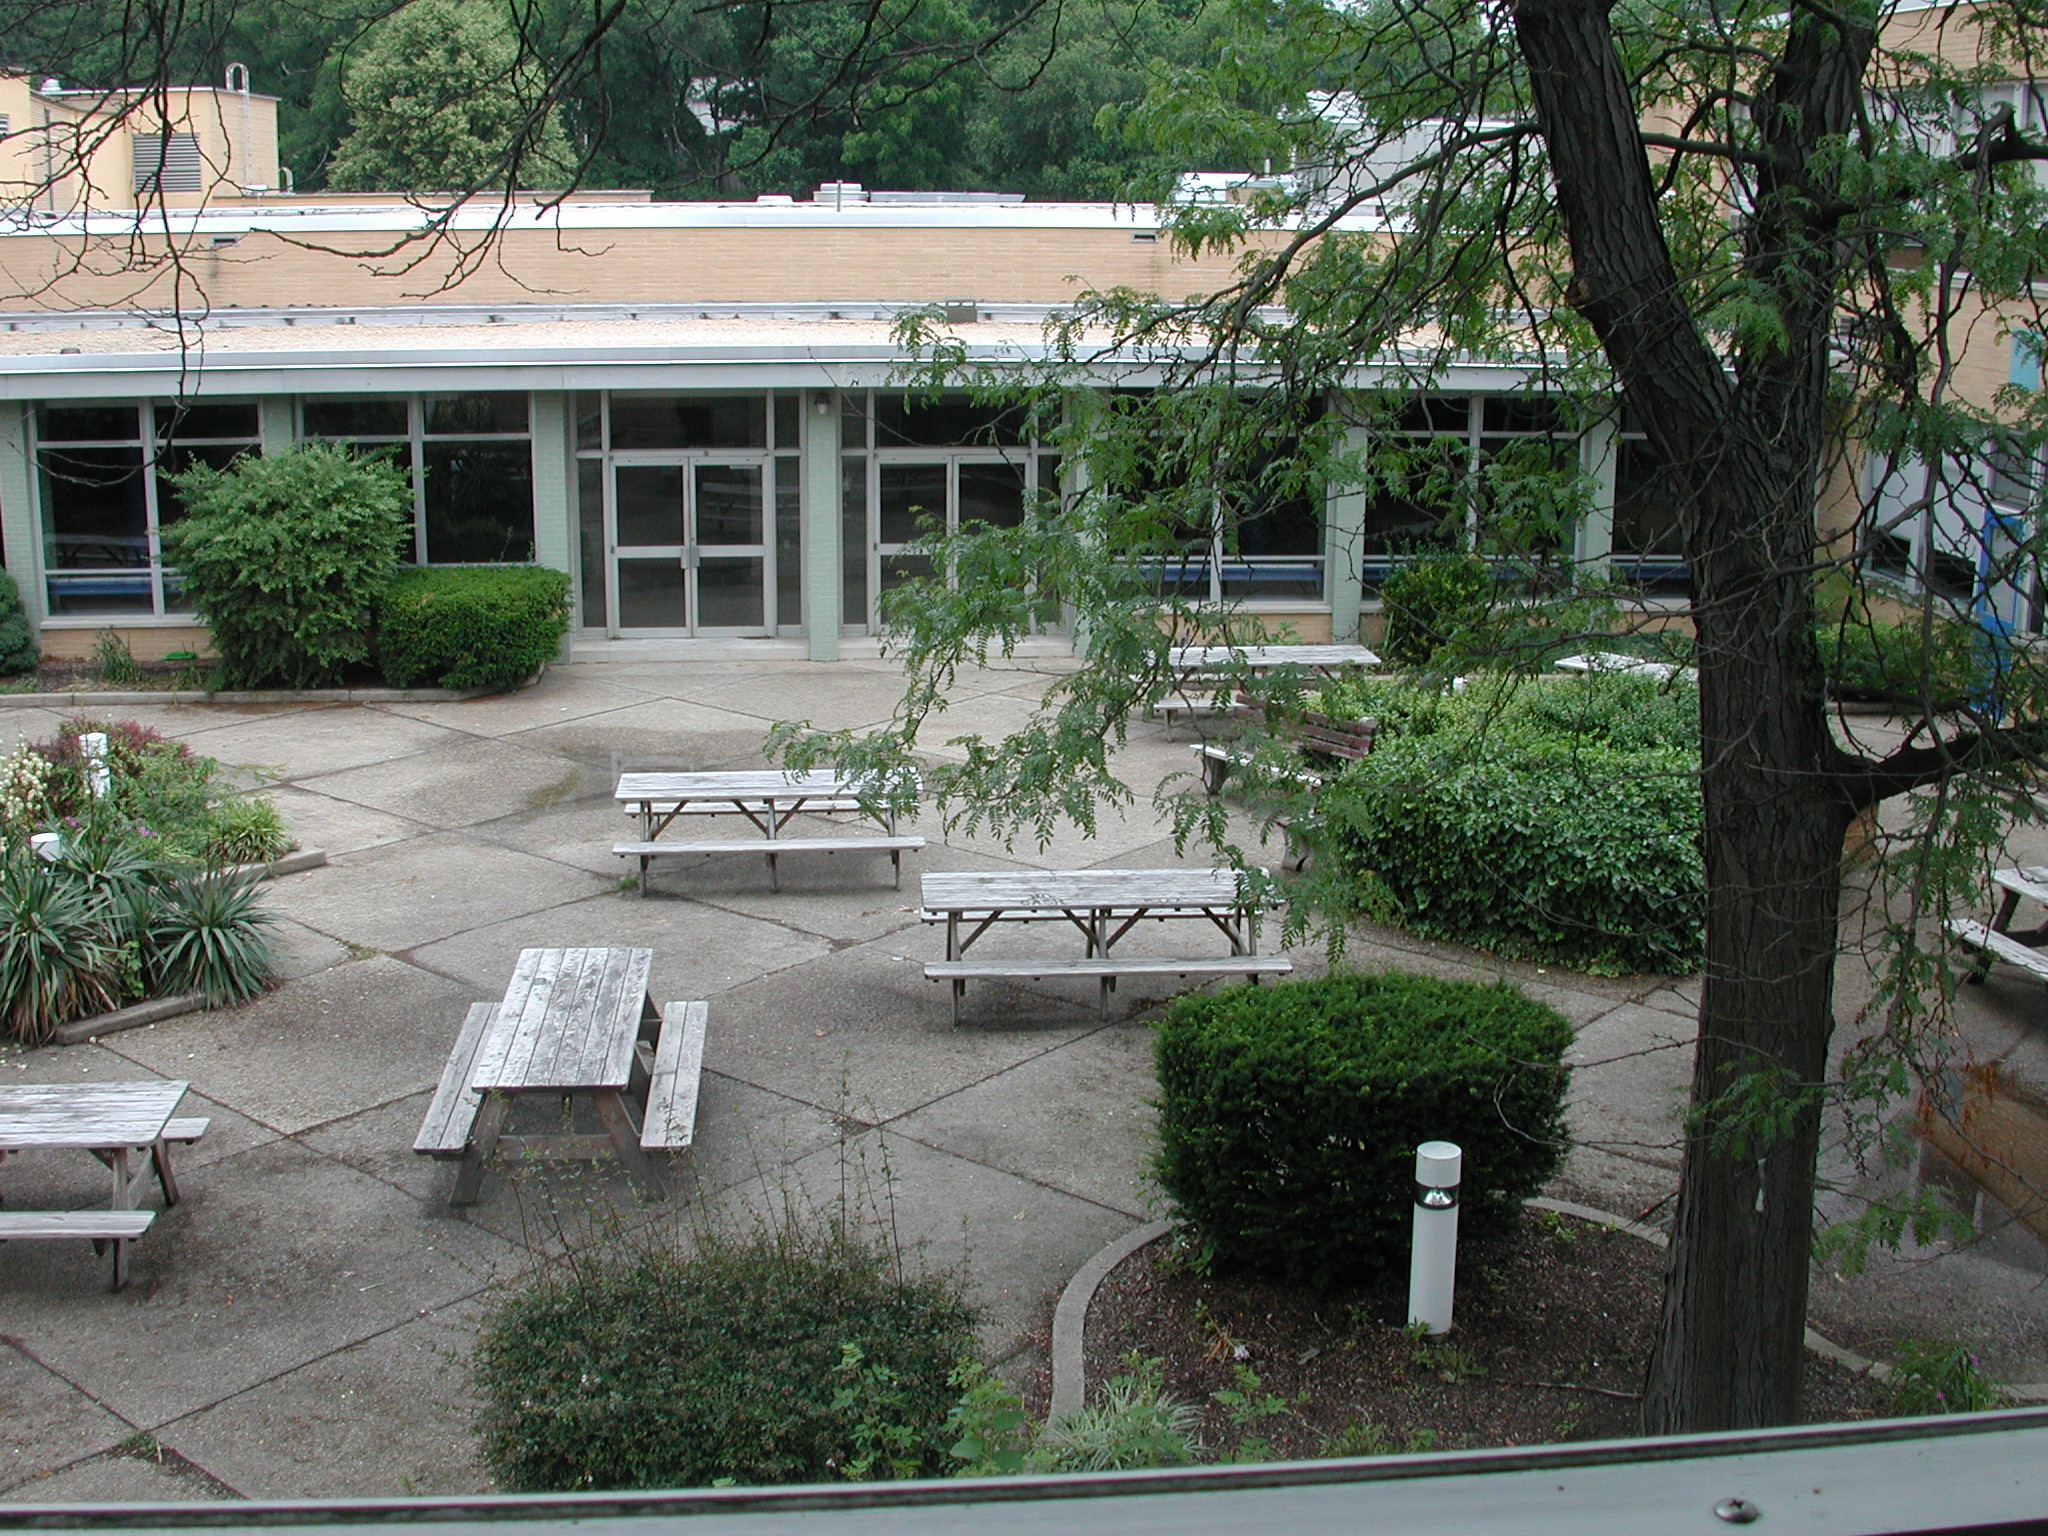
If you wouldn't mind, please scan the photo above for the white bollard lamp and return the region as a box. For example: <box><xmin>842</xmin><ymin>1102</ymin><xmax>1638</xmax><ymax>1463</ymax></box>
<box><xmin>1407</xmin><ymin>1139</ymin><xmax>1463</xmax><ymax>1336</ymax></box>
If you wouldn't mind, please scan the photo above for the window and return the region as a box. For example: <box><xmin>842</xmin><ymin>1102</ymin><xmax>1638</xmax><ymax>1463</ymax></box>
<box><xmin>37</xmin><ymin>400</ymin><xmax>259</xmax><ymax>615</ymax></box>
<box><xmin>132</xmin><ymin>131</ymin><xmax>202</xmax><ymax>194</ymax></box>
<box><xmin>1611</xmin><ymin>417</ymin><xmax>1688</xmax><ymax>594</ymax></box>
<box><xmin>302</xmin><ymin>393</ymin><xmax>534</xmax><ymax>564</ymax></box>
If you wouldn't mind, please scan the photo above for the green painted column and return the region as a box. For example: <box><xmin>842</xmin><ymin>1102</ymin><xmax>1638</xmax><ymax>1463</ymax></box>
<box><xmin>1324</xmin><ymin>424</ymin><xmax>1370</xmax><ymax>645</ymax></box>
<box><xmin>529</xmin><ymin>393</ymin><xmax>572</xmax><ymax>574</ymax></box>
<box><xmin>1579</xmin><ymin>416</ymin><xmax>1616</xmax><ymax>576</ymax></box>
<box><xmin>0</xmin><ymin>402</ymin><xmax>43</xmax><ymax>627</ymax></box>
<box><xmin>803</xmin><ymin>389</ymin><xmax>842</xmax><ymax>661</ymax></box>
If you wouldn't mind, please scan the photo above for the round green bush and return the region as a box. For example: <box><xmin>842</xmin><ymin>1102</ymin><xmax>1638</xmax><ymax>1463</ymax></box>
<box><xmin>1153</xmin><ymin>972</ymin><xmax>1573</xmax><ymax>1289</ymax></box>
<box><xmin>377</xmin><ymin>565</ymin><xmax>570</xmax><ymax>690</ymax></box>
<box><xmin>0</xmin><ymin>570</ymin><xmax>39</xmax><ymax>677</ymax></box>
<box><xmin>475</xmin><ymin>1228</ymin><xmax>978</xmax><ymax>1490</ymax></box>
<box><xmin>1377</xmin><ymin>554</ymin><xmax>1493</xmax><ymax>668</ymax></box>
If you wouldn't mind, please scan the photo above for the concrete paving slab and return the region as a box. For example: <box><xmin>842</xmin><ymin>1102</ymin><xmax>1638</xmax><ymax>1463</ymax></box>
<box><xmin>702</xmin><ymin>935</ymin><xmax>1090</xmax><ymax>1121</ymax></box>
<box><xmin>262</xmin><ymin>786</ymin><xmax>422</xmax><ymax>857</ymax></box>
<box><xmin>683</xmin><ymin>670</ymin><xmax>924</xmax><ymax>733</ymax></box>
<box><xmin>3</xmin><ymin>1138</ymin><xmax>526</xmax><ymax>1427</ymax></box>
<box><xmin>108</xmin><ymin>956</ymin><xmax>475</xmax><ymax>1135</ymax></box>
<box><xmin>155</xmin><ymin>1297</ymin><xmax>493</xmax><ymax>1500</ymax></box>
<box><xmin>271</xmin><ymin>837</ymin><xmax>593</xmax><ymax>955</ymax></box>
<box><xmin>374</xmin><ymin>673</ymin><xmax>659</xmax><ymax>738</ymax></box>
<box><xmin>471</xmin><ymin>799</ymin><xmax>645</xmax><ymax>880</ymax></box>
<box><xmin>406</xmin><ymin>891</ymin><xmax>831</xmax><ymax>1002</ymax></box>
<box><xmin>265</xmin><ymin>917</ymin><xmax>353</xmax><ymax>983</ymax></box>
<box><xmin>1565</xmin><ymin>1003</ymin><xmax>1695</xmax><ymax>1170</ymax></box>
<box><xmin>508</xmin><ymin>699</ymin><xmax>778</xmax><ymax>769</ymax></box>
<box><xmin>0</xmin><ymin>1343</ymin><xmax>131</xmax><ymax>1496</ymax></box>
<box><xmin>890</xmin><ymin>1023</ymin><xmax>1159</xmax><ymax>1218</ymax></box>
<box><xmin>299</xmin><ymin>738</ymin><xmax>601</xmax><ymax>831</ymax></box>
<box><xmin>699</xmin><ymin>1129</ymin><xmax>1135</xmax><ymax>1360</ymax></box>
<box><xmin>177</xmin><ymin>708</ymin><xmax>457</xmax><ymax>780</ymax></box>
<box><xmin>0</xmin><ymin>708</ymin><xmax>68</xmax><ymax>753</ymax></box>
<box><xmin>1</xmin><ymin>1449</ymin><xmax>231</xmax><ymax>1503</ymax></box>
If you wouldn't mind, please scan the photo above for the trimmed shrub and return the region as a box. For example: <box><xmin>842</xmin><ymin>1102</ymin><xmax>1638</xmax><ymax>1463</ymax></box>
<box><xmin>376</xmin><ymin>565</ymin><xmax>570</xmax><ymax>690</ymax></box>
<box><xmin>1153</xmin><ymin>972</ymin><xmax>1573</xmax><ymax>1288</ymax></box>
<box><xmin>1377</xmin><ymin>554</ymin><xmax>1493</xmax><ymax>668</ymax></box>
<box><xmin>1816</xmin><ymin>614</ymin><xmax>1980</xmax><ymax>704</ymax></box>
<box><xmin>0</xmin><ymin>570</ymin><xmax>38</xmax><ymax>676</ymax></box>
<box><xmin>165</xmin><ymin>443</ymin><xmax>412</xmax><ymax>689</ymax></box>
<box><xmin>475</xmin><ymin>1225</ymin><xmax>978</xmax><ymax>1490</ymax></box>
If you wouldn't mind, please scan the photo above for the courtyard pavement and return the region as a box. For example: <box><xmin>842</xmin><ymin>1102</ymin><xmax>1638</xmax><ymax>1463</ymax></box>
<box><xmin>0</xmin><ymin>655</ymin><xmax>2044</xmax><ymax>1502</ymax></box>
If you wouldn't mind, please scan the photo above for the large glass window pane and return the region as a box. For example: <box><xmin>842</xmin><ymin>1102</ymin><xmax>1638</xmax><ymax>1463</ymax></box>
<box><xmin>872</xmin><ymin>394</ymin><xmax>1023</xmax><ymax>447</ymax></box>
<box><xmin>156</xmin><ymin>442</ymin><xmax>254</xmax><ymax>532</ymax></box>
<box><xmin>578</xmin><ymin>459</ymin><xmax>607</xmax><ymax>628</ymax></box>
<box><xmin>39</xmin><ymin>404</ymin><xmax>139</xmax><ymax>443</ymax></box>
<box><xmin>695</xmin><ymin>465</ymin><xmax>763</xmax><ymax>546</ymax></box>
<box><xmin>773</xmin><ymin>394</ymin><xmax>799</xmax><ymax>451</ymax></box>
<box><xmin>159</xmin><ymin>402</ymin><xmax>259</xmax><ymax>441</ymax></box>
<box><xmin>422</xmin><ymin>441</ymin><xmax>535</xmax><ymax>563</ymax></box>
<box><xmin>879</xmin><ymin>464</ymin><xmax>946</xmax><ymax>544</ymax></box>
<box><xmin>609</xmin><ymin>395</ymin><xmax>765</xmax><ymax>451</ymax></box>
<box><xmin>842</xmin><ymin>458</ymin><xmax>868</xmax><ymax>624</ymax></box>
<box><xmin>1482</xmin><ymin>396</ymin><xmax>1562</xmax><ymax>434</ymax></box>
<box><xmin>698</xmin><ymin>558</ymin><xmax>765</xmax><ymax>628</ymax></box>
<box><xmin>618</xmin><ymin>560</ymin><xmax>686</xmax><ymax>628</ymax></box>
<box><xmin>425</xmin><ymin>393</ymin><xmax>527</xmax><ymax>435</ymax></box>
<box><xmin>1395</xmin><ymin>396</ymin><xmax>1470</xmax><ymax>433</ymax></box>
<box><xmin>617</xmin><ymin>466</ymin><xmax>684</xmax><ymax>546</ymax></box>
<box><xmin>575</xmin><ymin>393</ymin><xmax>604</xmax><ymax>452</ymax></box>
<box><xmin>776</xmin><ymin>457</ymin><xmax>801</xmax><ymax>629</ymax></box>
<box><xmin>959</xmin><ymin>463</ymin><xmax>1026</xmax><ymax>527</ymax></box>
<box><xmin>42</xmin><ymin>448</ymin><xmax>147</xmax><ymax>567</ymax></box>
<box><xmin>304</xmin><ymin>398</ymin><xmax>409</xmax><ymax>437</ymax></box>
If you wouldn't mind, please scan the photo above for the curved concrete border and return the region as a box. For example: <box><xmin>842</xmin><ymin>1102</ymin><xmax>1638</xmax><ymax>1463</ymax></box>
<box><xmin>1042</xmin><ymin>1196</ymin><xmax>2037</xmax><ymax>1427</ymax></box>
<box><xmin>1048</xmin><ymin>1218</ymin><xmax>1173</xmax><ymax>1425</ymax></box>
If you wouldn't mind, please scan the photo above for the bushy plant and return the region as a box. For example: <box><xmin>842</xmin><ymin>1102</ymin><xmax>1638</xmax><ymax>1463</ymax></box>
<box><xmin>0</xmin><ymin>571</ymin><xmax>37</xmax><ymax>677</ymax></box>
<box><xmin>1889</xmin><ymin>1340</ymin><xmax>2006</xmax><ymax>1415</ymax></box>
<box><xmin>165</xmin><ymin>443</ymin><xmax>412</xmax><ymax>689</ymax></box>
<box><xmin>0</xmin><ymin>851</ymin><xmax>123</xmax><ymax>1043</ymax></box>
<box><xmin>947</xmin><ymin>1357</ymin><xmax>1203</xmax><ymax>1475</ymax></box>
<box><xmin>1306</xmin><ymin>673</ymin><xmax>1704</xmax><ymax>973</ymax></box>
<box><xmin>1815</xmin><ymin>614</ymin><xmax>1981</xmax><ymax>704</ymax></box>
<box><xmin>148</xmin><ymin>868</ymin><xmax>276</xmax><ymax>1004</ymax></box>
<box><xmin>88</xmin><ymin>629</ymin><xmax>146</xmax><ymax>686</ymax></box>
<box><xmin>1152</xmin><ymin>972</ymin><xmax>1572</xmax><ymax>1288</ymax></box>
<box><xmin>1377</xmin><ymin>555</ymin><xmax>1493</xmax><ymax>668</ymax></box>
<box><xmin>475</xmin><ymin>1224</ymin><xmax>978</xmax><ymax>1490</ymax></box>
<box><xmin>376</xmin><ymin>565</ymin><xmax>570</xmax><ymax>690</ymax></box>
<box><xmin>203</xmin><ymin>795</ymin><xmax>293</xmax><ymax>866</ymax></box>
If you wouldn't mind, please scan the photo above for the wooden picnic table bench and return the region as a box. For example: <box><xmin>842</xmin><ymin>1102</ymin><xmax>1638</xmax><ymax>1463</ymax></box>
<box><xmin>0</xmin><ymin>1078</ymin><xmax>199</xmax><ymax>1288</ymax></box>
<box><xmin>920</xmin><ymin>868</ymin><xmax>1291</xmax><ymax>1022</ymax></box>
<box><xmin>1154</xmin><ymin>644</ymin><xmax>1381</xmax><ymax>739</ymax></box>
<box><xmin>413</xmin><ymin>948</ymin><xmax>708</xmax><ymax>1206</ymax></box>
<box><xmin>614</xmin><ymin>769</ymin><xmax>925</xmax><ymax>894</ymax></box>
<box><xmin>1951</xmin><ymin>866</ymin><xmax>2048</xmax><ymax>987</ymax></box>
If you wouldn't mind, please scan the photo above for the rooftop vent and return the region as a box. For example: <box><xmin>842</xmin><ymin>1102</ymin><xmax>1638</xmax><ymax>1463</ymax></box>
<box><xmin>816</xmin><ymin>181</ymin><xmax>868</xmax><ymax>207</ymax></box>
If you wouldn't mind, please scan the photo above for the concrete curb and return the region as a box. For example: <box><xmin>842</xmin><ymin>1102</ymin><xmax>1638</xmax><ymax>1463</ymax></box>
<box><xmin>50</xmin><ymin>846</ymin><xmax>327</xmax><ymax>1046</ymax></box>
<box><xmin>0</xmin><ymin>685</ymin><xmax>494</xmax><ymax>707</ymax></box>
<box><xmin>1047</xmin><ymin>1218</ymin><xmax>1173</xmax><ymax>1427</ymax></box>
<box><xmin>1044</xmin><ymin>1197</ymin><xmax>2022</xmax><ymax>1429</ymax></box>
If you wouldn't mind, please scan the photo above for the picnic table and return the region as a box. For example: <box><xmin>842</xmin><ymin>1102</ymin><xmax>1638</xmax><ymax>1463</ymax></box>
<box><xmin>1951</xmin><ymin>866</ymin><xmax>2048</xmax><ymax>987</ymax></box>
<box><xmin>0</xmin><ymin>1079</ymin><xmax>207</xmax><ymax>1288</ymax></box>
<box><xmin>921</xmin><ymin>868</ymin><xmax>1292</xmax><ymax>1022</ymax></box>
<box><xmin>412</xmin><ymin>947</ymin><xmax>707</xmax><ymax>1206</ymax></box>
<box><xmin>1157</xmin><ymin>644</ymin><xmax>1382</xmax><ymax>738</ymax></box>
<box><xmin>1553</xmin><ymin>652</ymin><xmax>1695</xmax><ymax>682</ymax></box>
<box><xmin>614</xmin><ymin>768</ymin><xmax>925</xmax><ymax>894</ymax></box>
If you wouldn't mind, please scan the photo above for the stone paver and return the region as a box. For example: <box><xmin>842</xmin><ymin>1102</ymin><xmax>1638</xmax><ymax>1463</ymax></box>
<box><xmin>0</xmin><ymin>655</ymin><xmax>2043</xmax><ymax>1502</ymax></box>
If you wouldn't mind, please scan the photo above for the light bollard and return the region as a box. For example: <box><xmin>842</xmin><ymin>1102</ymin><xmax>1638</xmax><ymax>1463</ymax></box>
<box><xmin>80</xmin><ymin>731</ymin><xmax>110</xmax><ymax>801</ymax></box>
<box><xmin>1406</xmin><ymin>1140</ymin><xmax>1463</xmax><ymax>1336</ymax></box>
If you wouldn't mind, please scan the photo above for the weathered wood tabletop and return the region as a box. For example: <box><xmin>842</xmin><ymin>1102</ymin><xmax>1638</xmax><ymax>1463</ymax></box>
<box><xmin>0</xmin><ymin>1079</ymin><xmax>190</xmax><ymax>1211</ymax></box>
<box><xmin>1168</xmin><ymin>644</ymin><xmax>1383</xmax><ymax>676</ymax></box>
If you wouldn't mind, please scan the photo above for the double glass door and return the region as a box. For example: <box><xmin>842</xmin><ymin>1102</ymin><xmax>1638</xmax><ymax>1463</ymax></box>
<box><xmin>612</xmin><ymin>460</ymin><xmax>769</xmax><ymax>634</ymax></box>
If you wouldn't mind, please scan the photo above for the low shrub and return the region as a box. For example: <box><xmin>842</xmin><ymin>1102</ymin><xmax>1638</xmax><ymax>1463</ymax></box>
<box><xmin>475</xmin><ymin>1224</ymin><xmax>978</xmax><ymax>1490</ymax></box>
<box><xmin>1153</xmin><ymin>972</ymin><xmax>1573</xmax><ymax>1288</ymax></box>
<box><xmin>202</xmin><ymin>795</ymin><xmax>293</xmax><ymax>866</ymax></box>
<box><xmin>165</xmin><ymin>443</ymin><xmax>413</xmax><ymax>689</ymax></box>
<box><xmin>1377</xmin><ymin>554</ymin><xmax>1493</xmax><ymax>668</ymax></box>
<box><xmin>1304</xmin><ymin>673</ymin><xmax>1704</xmax><ymax>974</ymax></box>
<box><xmin>0</xmin><ymin>570</ymin><xmax>38</xmax><ymax>677</ymax></box>
<box><xmin>377</xmin><ymin>566</ymin><xmax>571</xmax><ymax>690</ymax></box>
<box><xmin>1815</xmin><ymin>614</ymin><xmax>1981</xmax><ymax>704</ymax></box>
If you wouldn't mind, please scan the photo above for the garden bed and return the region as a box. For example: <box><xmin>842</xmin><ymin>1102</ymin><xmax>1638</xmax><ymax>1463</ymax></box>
<box><xmin>1082</xmin><ymin>1208</ymin><xmax>1890</xmax><ymax>1456</ymax></box>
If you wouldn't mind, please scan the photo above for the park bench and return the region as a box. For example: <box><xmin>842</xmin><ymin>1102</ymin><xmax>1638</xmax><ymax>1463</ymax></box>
<box><xmin>0</xmin><ymin>1209</ymin><xmax>156</xmax><ymax>1290</ymax></box>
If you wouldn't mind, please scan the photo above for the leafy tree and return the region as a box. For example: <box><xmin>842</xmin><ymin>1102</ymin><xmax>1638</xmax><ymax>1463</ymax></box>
<box><xmin>327</xmin><ymin>0</ymin><xmax>577</xmax><ymax>192</ymax></box>
<box><xmin>770</xmin><ymin>0</ymin><xmax>2048</xmax><ymax>1435</ymax></box>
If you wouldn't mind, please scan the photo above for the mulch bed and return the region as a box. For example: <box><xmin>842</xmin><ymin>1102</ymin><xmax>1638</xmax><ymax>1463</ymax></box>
<box><xmin>1083</xmin><ymin>1208</ymin><xmax>1892</xmax><ymax>1457</ymax></box>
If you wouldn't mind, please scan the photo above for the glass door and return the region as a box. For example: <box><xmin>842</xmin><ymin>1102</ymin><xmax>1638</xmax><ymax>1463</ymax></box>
<box><xmin>610</xmin><ymin>460</ymin><xmax>769</xmax><ymax>635</ymax></box>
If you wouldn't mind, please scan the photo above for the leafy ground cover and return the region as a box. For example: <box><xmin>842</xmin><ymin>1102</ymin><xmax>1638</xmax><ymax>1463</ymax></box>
<box><xmin>1082</xmin><ymin>1209</ymin><xmax>1891</xmax><ymax>1457</ymax></box>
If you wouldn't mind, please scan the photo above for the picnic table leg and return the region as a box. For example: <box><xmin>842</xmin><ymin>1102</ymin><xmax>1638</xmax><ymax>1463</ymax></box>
<box><xmin>948</xmin><ymin>912</ymin><xmax>964</xmax><ymax>1026</ymax></box>
<box><xmin>594</xmin><ymin>1092</ymin><xmax>667</xmax><ymax>1201</ymax></box>
<box><xmin>1970</xmin><ymin>886</ymin><xmax>2029</xmax><ymax>982</ymax></box>
<box><xmin>451</xmin><ymin>1093</ymin><xmax>512</xmax><ymax>1206</ymax></box>
<box><xmin>151</xmin><ymin>1138</ymin><xmax>182</xmax><ymax>1207</ymax></box>
<box><xmin>108</xmin><ymin>1146</ymin><xmax>136</xmax><ymax>1210</ymax></box>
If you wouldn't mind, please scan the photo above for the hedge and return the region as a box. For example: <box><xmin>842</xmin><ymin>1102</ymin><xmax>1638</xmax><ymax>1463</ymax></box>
<box><xmin>377</xmin><ymin>566</ymin><xmax>570</xmax><ymax>690</ymax></box>
<box><xmin>1153</xmin><ymin>971</ymin><xmax>1573</xmax><ymax>1288</ymax></box>
<box><xmin>0</xmin><ymin>570</ymin><xmax>37</xmax><ymax>676</ymax></box>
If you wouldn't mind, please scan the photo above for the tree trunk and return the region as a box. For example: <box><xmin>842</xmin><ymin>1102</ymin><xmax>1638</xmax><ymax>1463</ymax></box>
<box><xmin>1515</xmin><ymin>0</ymin><xmax>1864</xmax><ymax>1431</ymax></box>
